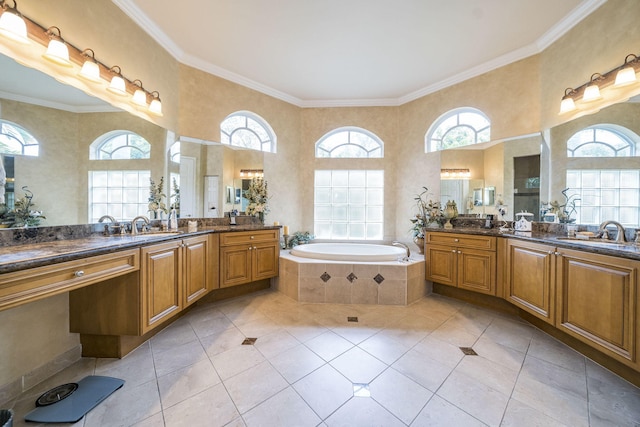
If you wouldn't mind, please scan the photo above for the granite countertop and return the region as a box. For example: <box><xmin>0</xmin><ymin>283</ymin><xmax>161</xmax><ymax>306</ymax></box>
<box><xmin>0</xmin><ymin>225</ymin><xmax>280</xmax><ymax>274</ymax></box>
<box><xmin>425</xmin><ymin>227</ymin><xmax>640</xmax><ymax>261</ymax></box>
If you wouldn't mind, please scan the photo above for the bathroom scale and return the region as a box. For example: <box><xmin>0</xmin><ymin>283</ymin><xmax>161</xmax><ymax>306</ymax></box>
<box><xmin>24</xmin><ymin>375</ymin><xmax>124</xmax><ymax>423</ymax></box>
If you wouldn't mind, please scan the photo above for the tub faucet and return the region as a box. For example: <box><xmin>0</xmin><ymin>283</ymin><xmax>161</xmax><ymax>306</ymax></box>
<box><xmin>392</xmin><ymin>241</ymin><xmax>411</xmax><ymax>259</ymax></box>
<box><xmin>598</xmin><ymin>220</ymin><xmax>627</xmax><ymax>243</ymax></box>
<box><xmin>131</xmin><ymin>215</ymin><xmax>150</xmax><ymax>235</ymax></box>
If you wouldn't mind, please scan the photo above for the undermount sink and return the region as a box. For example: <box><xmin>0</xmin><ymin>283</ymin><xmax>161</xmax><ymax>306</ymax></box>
<box><xmin>131</xmin><ymin>231</ymin><xmax>183</xmax><ymax>238</ymax></box>
<box><xmin>555</xmin><ymin>237</ymin><xmax>628</xmax><ymax>247</ymax></box>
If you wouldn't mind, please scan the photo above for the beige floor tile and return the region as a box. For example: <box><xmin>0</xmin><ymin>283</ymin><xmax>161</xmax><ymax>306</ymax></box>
<box><xmin>375</xmin><ymin>326</ymin><xmax>429</xmax><ymax>348</ymax></box>
<box><xmin>157</xmin><ymin>359</ymin><xmax>221</xmax><ymax>409</ymax></box>
<box><xmin>283</xmin><ymin>322</ymin><xmax>328</xmax><ymax>343</ymax></box>
<box><xmin>242</xmin><ymin>387</ymin><xmax>321</xmax><ymax>427</ymax></box>
<box><xmin>471</xmin><ymin>336</ymin><xmax>526</xmax><ymax>373</ymax></box>
<box><xmin>428</xmin><ymin>320</ymin><xmax>480</xmax><ymax>347</ymax></box>
<box><xmin>293</xmin><ymin>364</ymin><xmax>353</xmax><ymax>419</ymax></box>
<box><xmin>501</xmin><ymin>398</ymin><xmax>569</xmax><ymax>427</ymax></box>
<box><xmin>163</xmin><ymin>383</ymin><xmax>239</xmax><ymax>427</ymax></box>
<box><xmin>359</xmin><ymin>333</ymin><xmax>411</xmax><ymax>365</ymax></box>
<box><xmin>528</xmin><ymin>331</ymin><xmax>586</xmax><ymax>373</ymax></box>
<box><xmin>304</xmin><ymin>330</ymin><xmax>354</xmax><ymax>361</ymax></box>
<box><xmin>512</xmin><ymin>356</ymin><xmax>588</xmax><ymax>427</ymax></box>
<box><xmin>369</xmin><ymin>368</ymin><xmax>433</xmax><ymax>424</ymax></box>
<box><xmin>211</xmin><ymin>345</ymin><xmax>266</xmax><ymax>380</ymax></box>
<box><xmin>586</xmin><ymin>360</ymin><xmax>640</xmax><ymax>425</ymax></box>
<box><xmin>94</xmin><ymin>344</ymin><xmax>156</xmax><ymax>391</ymax></box>
<box><xmin>331</xmin><ymin>325</ymin><xmax>380</xmax><ymax>344</ymax></box>
<box><xmin>199</xmin><ymin>326</ymin><xmax>247</xmax><ymax>357</ymax></box>
<box><xmin>235</xmin><ymin>317</ymin><xmax>283</xmax><ymax>338</ymax></box>
<box><xmin>411</xmin><ymin>395</ymin><xmax>487</xmax><ymax>427</ymax></box>
<box><xmin>188</xmin><ymin>312</ymin><xmax>235</xmax><ymax>339</ymax></box>
<box><xmin>269</xmin><ymin>344</ymin><xmax>326</xmax><ymax>383</ymax></box>
<box><xmin>253</xmin><ymin>329</ymin><xmax>300</xmax><ymax>359</ymax></box>
<box><xmin>84</xmin><ymin>380</ymin><xmax>162</xmax><ymax>427</ymax></box>
<box><xmin>150</xmin><ymin>318</ymin><xmax>199</xmax><ymax>354</ymax></box>
<box><xmin>329</xmin><ymin>347</ymin><xmax>388</xmax><ymax>383</ymax></box>
<box><xmin>480</xmin><ymin>317</ymin><xmax>534</xmax><ymax>353</ymax></box>
<box><xmin>324</xmin><ymin>397</ymin><xmax>405</xmax><ymax>427</ymax></box>
<box><xmin>152</xmin><ymin>339</ymin><xmax>208</xmax><ymax>378</ymax></box>
<box><xmin>412</xmin><ymin>335</ymin><xmax>465</xmax><ymax>369</ymax></box>
<box><xmin>437</xmin><ymin>371</ymin><xmax>509</xmax><ymax>427</ymax></box>
<box><xmin>224</xmin><ymin>361</ymin><xmax>288</xmax><ymax>414</ymax></box>
<box><xmin>392</xmin><ymin>349</ymin><xmax>453</xmax><ymax>392</ymax></box>
<box><xmin>131</xmin><ymin>412</ymin><xmax>165</xmax><ymax>426</ymax></box>
<box><xmin>454</xmin><ymin>355</ymin><xmax>519</xmax><ymax>396</ymax></box>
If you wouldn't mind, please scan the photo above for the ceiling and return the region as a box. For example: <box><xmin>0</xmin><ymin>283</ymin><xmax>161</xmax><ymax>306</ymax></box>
<box><xmin>114</xmin><ymin>0</ymin><xmax>604</xmax><ymax>107</ymax></box>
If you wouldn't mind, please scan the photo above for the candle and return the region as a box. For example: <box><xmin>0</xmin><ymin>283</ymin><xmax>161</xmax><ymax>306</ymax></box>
<box><xmin>273</xmin><ymin>221</ymin><xmax>280</xmax><ymax>226</ymax></box>
<box><xmin>283</xmin><ymin>225</ymin><xmax>289</xmax><ymax>235</ymax></box>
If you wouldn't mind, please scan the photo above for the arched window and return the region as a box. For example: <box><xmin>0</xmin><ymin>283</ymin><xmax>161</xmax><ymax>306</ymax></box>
<box><xmin>0</xmin><ymin>120</ymin><xmax>39</xmax><ymax>156</ymax></box>
<box><xmin>315</xmin><ymin>127</ymin><xmax>384</xmax><ymax>158</ymax></box>
<box><xmin>220</xmin><ymin>111</ymin><xmax>276</xmax><ymax>153</ymax></box>
<box><xmin>425</xmin><ymin>108</ymin><xmax>490</xmax><ymax>152</ymax></box>
<box><xmin>567</xmin><ymin>125</ymin><xmax>638</xmax><ymax>157</ymax></box>
<box><xmin>89</xmin><ymin>131</ymin><xmax>151</xmax><ymax>160</ymax></box>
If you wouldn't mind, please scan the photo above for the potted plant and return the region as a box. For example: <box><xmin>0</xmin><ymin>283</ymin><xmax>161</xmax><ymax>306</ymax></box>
<box><xmin>148</xmin><ymin>177</ymin><xmax>169</xmax><ymax>219</ymax></box>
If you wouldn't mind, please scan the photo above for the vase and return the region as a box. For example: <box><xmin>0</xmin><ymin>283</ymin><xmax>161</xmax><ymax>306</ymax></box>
<box><xmin>258</xmin><ymin>212</ymin><xmax>264</xmax><ymax>224</ymax></box>
<box><xmin>414</xmin><ymin>237</ymin><xmax>425</xmax><ymax>254</ymax></box>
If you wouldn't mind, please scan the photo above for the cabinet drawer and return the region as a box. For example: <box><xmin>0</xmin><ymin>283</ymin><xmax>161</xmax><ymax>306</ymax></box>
<box><xmin>0</xmin><ymin>249</ymin><xmax>139</xmax><ymax>311</ymax></box>
<box><xmin>426</xmin><ymin>232</ymin><xmax>496</xmax><ymax>251</ymax></box>
<box><xmin>220</xmin><ymin>230</ymin><xmax>279</xmax><ymax>246</ymax></box>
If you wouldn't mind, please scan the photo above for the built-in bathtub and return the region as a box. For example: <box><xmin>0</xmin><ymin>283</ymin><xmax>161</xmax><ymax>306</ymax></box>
<box><xmin>277</xmin><ymin>243</ymin><xmax>427</xmax><ymax>305</ymax></box>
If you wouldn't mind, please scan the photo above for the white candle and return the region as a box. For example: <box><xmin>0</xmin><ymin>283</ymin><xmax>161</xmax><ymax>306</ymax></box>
<box><xmin>283</xmin><ymin>225</ymin><xmax>289</xmax><ymax>235</ymax></box>
<box><xmin>273</xmin><ymin>221</ymin><xmax>280</xmax><ymax>226</ymax></box>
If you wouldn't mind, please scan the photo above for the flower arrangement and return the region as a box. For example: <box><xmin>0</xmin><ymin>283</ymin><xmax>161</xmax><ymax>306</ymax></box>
<box><xmin>170</xmin><ymin>177</ymin><xmax>180</xmax><ymax>211</ymax></box>
<box><xmin>412</xmin><ymin>187</ymin><xmax>443</xmax><ymax>236</ymax></box>
<box><xmin>0</xmin><ymin>186</ymin><xmax>45</xmax><ymax>227</ymax></box>
<box><xmin>148</xmin><ymin>177</ymin><xmax>169</xmax><ymax>216</ymax></box>
<box><xmin>244</xmin><ymin>177</ymin><xmax>269</xmax><ymax>218</ymax></box>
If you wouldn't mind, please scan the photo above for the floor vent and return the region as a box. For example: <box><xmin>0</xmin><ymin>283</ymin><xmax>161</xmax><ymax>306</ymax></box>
<box><xmin>242</xmin><ymin>338</ymin><xmax>257</xmax><ymax>345</ymax></box>
<box><xmin>347</xmin><ymin>316</ymin><xmax>359</xmax><ymax>322</ymax></box>
<box><xmin>459</xmin><ymin>347</ymin><xmax>478</xmax><ymax>356</ymax></box>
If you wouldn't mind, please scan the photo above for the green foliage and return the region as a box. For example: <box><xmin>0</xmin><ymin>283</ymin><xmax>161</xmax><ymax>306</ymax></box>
<box><xmin>287</xmin><ymin>231</ymin><xmax>314</xmax><ymax>248</ymax></box>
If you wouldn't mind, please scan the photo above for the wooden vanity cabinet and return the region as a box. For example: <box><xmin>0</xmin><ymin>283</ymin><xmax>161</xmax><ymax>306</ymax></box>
<box><xmin>555</xmin><ymin>248</ymin><xmax>639</xmax><ymax>366</ymax></box>
<box><xmin>220</xmin><ymin>230</ymin><xmax>279</xmax><ymax>288</ymax></box>
<box><xmin>141</xmin><ymin>234</ymin><xmax>218</xmax><ymax>333</ymax></box>
<box><xmin>505</xmin><ymin>239</ymin><xmax>556</xmax><ymax>324</ymax></box>
<box><xmin>425</xmin><ymin>232</ymin><xmax>496</xmax><ymax>295</ymax></box>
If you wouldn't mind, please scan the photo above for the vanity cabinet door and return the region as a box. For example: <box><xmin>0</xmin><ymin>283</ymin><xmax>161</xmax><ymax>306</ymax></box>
<box><xmin>425</xmin><ymin>244</ymin><xmax>457</xmax><ymax>286</ymax></box>
<box><xmin>220</xmin><ymin>245</ymin><xmax>252</xmax><ymax>288</ymax></box>
<box><xmin>555</xmin><ymin>249</ymin><xmax>638</xmax><ymax>366</ymax></box>
<box><xmin>457</xmin><ymin>247</ymin><xmax>496</xmax><ymax>294</ymax></box>
<box><xmin>220</xmin><ymin>230</ymin><xmax>280</xmax><ymax>288</ymax></box>
<box><xmin>183</xmin><ymin>234</ymin><xmax>216</xmax><ymax>307</ymax></box>
<box><xmin>252</xmin><ymin>241</ymin><xmax>279</xmax><ymax>281</ymax></box>
<box><xmin>140</xmin><ymin>240</ymin><xmax>183</xmax><ymax>334</ymax></box>
<box><xmin>505</xmin><ymin>239</ymin><xmax>556</xmax><ymax>324</ymax></box>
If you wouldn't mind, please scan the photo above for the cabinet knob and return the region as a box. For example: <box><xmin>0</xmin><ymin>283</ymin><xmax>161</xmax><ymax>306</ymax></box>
<box><xmin>554</xmin><ymin>251</ymin><xmax>562</xmax><ymax>256</ymax></box>
<box><xmin>248</xmin><ymin>246</ymin><xmax>253</xmax><ymax>250</ymax></box>
<box><xmin>250</xmin><ymin>236</ymin><xmax>255</xmax><ymax>239</ymax></box>
<box><xmin>452</xmin><ymin>249</ymin><xmax>456</xmax><ymax>253</ymax></box>
<box><xmin>457</xmin><ymin>250</ymin><xmax>462</xmax><ymax>254</ymax></box>
<box><xmin>74</xmin><ymin>270</ymin><xmax>84</xmax><ymax>277</ymax></box>
<box><xmin>454</xmin><ymin>238</ymin><xmax>459</xmax><ymax>242</ymax></box>
<box><xmin>253</xmin><ymin>246</ymin><xmax>257</xmax><ymax>250</ymax></box>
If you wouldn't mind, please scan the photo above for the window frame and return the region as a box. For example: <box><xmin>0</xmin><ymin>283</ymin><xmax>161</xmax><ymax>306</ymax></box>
<box><xmin>0</xmin><ymin>119</ymin><xmax>39</xmax><ymax>156</ymax></box>
<box><xmin>220</xmin><ymin>111</ymin><xmax>277</xmax><ymax>153</ymax></box>
<box><xmin>566</xmin><ymin>125</ymin><xmax>638</xmax><ymax>157</ymax></box>
<box><xmin>89</xmin><ymin>130</ymin><xmax>151</xmax><ymax>160</ymax></box>
<box><xmin>425</xmin><ymin>107</ymin><xmax>491</xmax><ymax>152</ymax></box>
<box><xmin>315</xmin><ymin>127</ymin><xmax>384</xmax><ymax>158</ymax></box>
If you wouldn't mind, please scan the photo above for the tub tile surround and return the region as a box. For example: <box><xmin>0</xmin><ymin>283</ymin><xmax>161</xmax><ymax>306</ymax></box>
<box><xmin>277</xmin><ymin>251</ymin><xmax>426</xmax><ymax>305</ymax></box>
<box><xmin>5</xmin><ymin>289</ymin><xmax>640</xmax><ymax>426</ymax></box>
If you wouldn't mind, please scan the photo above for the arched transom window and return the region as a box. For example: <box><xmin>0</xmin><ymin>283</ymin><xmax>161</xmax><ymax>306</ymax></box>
<box><xmin>90</xmin><ymin>131</ymin><xmax>151</xmax><ymax>160</ymax></box>
<box><xmin>426</xmin><ymin>108</ymin><xmax>490</xmax><ymax>152</ymax></box>
<box><xmin>220</xmin><ymin>111</ymin><xmax>276</xmax><ymax>153</ymax></box>
<box><xmin>0</xmin><ymin>120</ymin><xmax>39</xmax><ymax>156</ymax></box>
<box><xmin>567</xmin><ymin>125</ymin><xmax>638</xmax><ymax>157</ymax></box>
<box><xmin>315</xmin><ymin>127</ymin><xmax>384</xmax><ymax>158</ymax></box>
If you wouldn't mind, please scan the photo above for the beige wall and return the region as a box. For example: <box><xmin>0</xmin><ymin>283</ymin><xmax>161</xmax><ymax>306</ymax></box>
<box><xmin>1</xmin><ymin>0</ymin><xmax>639</xmax><ymax>398</ymax></box>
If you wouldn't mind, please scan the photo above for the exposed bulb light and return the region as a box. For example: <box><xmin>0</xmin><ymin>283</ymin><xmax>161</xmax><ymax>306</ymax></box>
<box><xmin>559</xmin><ymin>88</ymin><xmax>577</xmax><ymax>114</ymax></box>
<box><xmin>148</xmin><ymin>91</ymin><xmax>163</xmax><ymax>116</ymax></box>
<box><xmin>107</xmin><ymin>65</ymin><xmax>127</xmax><ymax>96</ymax></box>
<box><xmin>42</xmin><ymin>26</ymin><xmax>72</xmax><ymax>67</ymax></box>
<box><xmin>131</xmin><ymin>79</ymin><xmax>148</xmax><ymax>107</ymax></box>
<box><xmin>614</xmin><ymin>54</ymin><xmax>638</xmax><ymax>87</ymax></box>
<box><xmin>440</xmin><ymin>168</ymin><xmax>470</xmax><ymax>179</ymax></box>
<box><xmin>0</xmin><ymin>0</ymin><xmax>28</xmax><ymax>44</ymax></box>
<box><xmin>78</xmin><ymin>48</ymin><xmax>101</xmax><ymax>83</ymax></box>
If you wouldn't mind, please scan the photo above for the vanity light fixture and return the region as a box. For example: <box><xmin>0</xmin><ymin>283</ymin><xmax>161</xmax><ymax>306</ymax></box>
<box><xmin>78</xmin><ymin>48</ymin><xmax>101</xmax><ymax>83</ymax></box>
<box><xmin>131</xmin><ymin>80</ymin><xmax>148</xmax><ymax>107</ymax></box>
<box><xmin>0</xmin><ymin>0</ymin><xmax>28</xmax><ymax>44</ymax></box>
<box><xmin>614</xmin><ymin>54</ymin><xmax>639</xmax><ymax>87</ymax></box>
<box><xmin>440</xmin><ymin>168</ymin><xmax>470</xmax><ymax>179</ymax></box>
<box><xmin>582</xmin><ymin>73</ymin><xmax>604</xmax><ymax>102</ymax></box>
<box><xmin>42</xmin><ymin>26</ymin><xmax>72</xmax><ymax>67</ymax></box>
<box><xmin>107</xmin><ymin>66</ymin><xmax>127</xmax><ymax>96</ymax></box>
<box><xmin>148</xmin><ymin>91</ymin><xmax>163</xmax><ymax>116</ymax></box>
<box><xmin>240</xmin><ymin>169</ymin><xmax>264</xmax><ymax>178</ymax></box>
<box><xmin>559</xmin><ymin>51</ymin><xmax>640</xmax><ymax>115</ymax></box>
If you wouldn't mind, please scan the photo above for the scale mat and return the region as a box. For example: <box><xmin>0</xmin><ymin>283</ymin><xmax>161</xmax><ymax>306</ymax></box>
<box><xmin>25</xmin><ymin>376</ymin><xmax>124</xmax><ymax>423</ymax></box>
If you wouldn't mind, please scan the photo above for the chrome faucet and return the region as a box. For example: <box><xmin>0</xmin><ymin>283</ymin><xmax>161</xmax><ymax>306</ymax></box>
<box><xmin>98</xmin><ymin>215</ymin><xmax>116</xmax><ymax>224</ymax></box>
<box><xmin>131</xmin><ymin>215</ymin><xmax>150</xmax><ymax>235</ymax></box>
<box><xmin>598</xmin><ymin>220</ymin><xmax>627</xmax><ymax>243</ymax></box>
<box><xmin>392</xmin><ymin>241</ymin><xmax>411</xmax><ymax>259</ymax></box>
<box><xmin>98</xmin><ymin>215</ymin><xmax>122</xmax><ymax>235</ymax></box>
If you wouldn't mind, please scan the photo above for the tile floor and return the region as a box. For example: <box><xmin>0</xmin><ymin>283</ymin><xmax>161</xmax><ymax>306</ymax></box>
<box><xmin>7</xmin><ymin>289</ymin><xmax>640</xmax><ymax>426</ymax></box>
